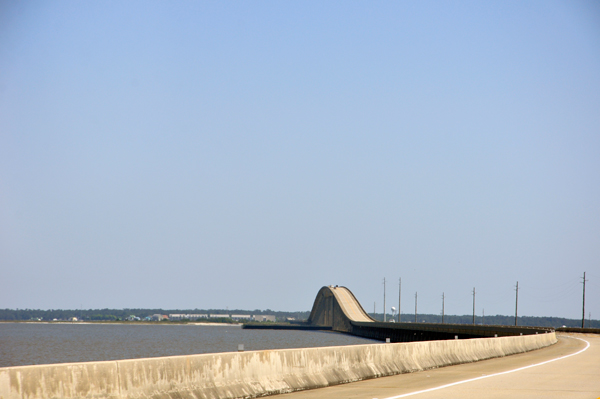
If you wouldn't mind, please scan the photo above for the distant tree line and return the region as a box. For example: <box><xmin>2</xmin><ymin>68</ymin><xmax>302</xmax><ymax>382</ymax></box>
<box><xmin>0</xmin><ymin>308</ymin><xmax>310</xmax><ymax>322</ymax></box>
<box><xmin>1</xmin><ymin>308</ymin><xmax>596</xmax><ymax>328</ymax></box>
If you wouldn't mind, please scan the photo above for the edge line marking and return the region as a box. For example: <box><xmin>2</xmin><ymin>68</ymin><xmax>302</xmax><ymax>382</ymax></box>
<box><xmin>383</xmin><ymin>337</ymin><xmax>590</xmax><ymax>399</ymax></box>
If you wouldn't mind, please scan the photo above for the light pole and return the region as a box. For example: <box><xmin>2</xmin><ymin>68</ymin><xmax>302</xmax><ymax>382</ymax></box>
<box><xmin>383</xmin><ymin>278</ymin><xmax>386</xmax><ymax>322</ymax></box>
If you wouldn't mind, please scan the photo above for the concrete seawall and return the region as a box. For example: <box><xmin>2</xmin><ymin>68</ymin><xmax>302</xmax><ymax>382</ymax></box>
<box><xmin>0</xmin><ymin>332</ymin><xmax>557</xmax><ymax>399</ymax></box>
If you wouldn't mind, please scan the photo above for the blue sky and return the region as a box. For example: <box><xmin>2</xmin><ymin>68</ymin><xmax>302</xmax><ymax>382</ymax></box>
<box><xmin>1</xmin><ymin>1</ymin><xmax>599</xmax><ymax>320</ymax></box>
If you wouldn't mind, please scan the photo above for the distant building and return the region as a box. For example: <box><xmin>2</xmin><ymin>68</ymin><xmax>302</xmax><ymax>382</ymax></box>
<box><xmin>127</xmin><ymin>315</ymin><xmax>140</xmax><ymax>321</ymax></box>
<box><xmin>209</xmin><ymin>314</ymin><xmax>230</xmax><ymax>319</ymax></box>
<box><xmin>231</xmin><ymin>314</ymin><xmax>252</xmax><ymax>321</ymax></box>
<box><xmin>151</xmin><ymin>314</ymin><xmax>168</xmax><ymax>321</ymax></box>
<box><xmin>253</xmin><ymin>315</ymin><xmax>276</xmax><ymax>322</ymax></box>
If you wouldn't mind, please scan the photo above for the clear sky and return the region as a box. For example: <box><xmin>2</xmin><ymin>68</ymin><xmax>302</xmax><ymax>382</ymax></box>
<box><xmin>1</xmin><ymin>1</ymin><xmax>599</xmax><ymax>320</ymax></box>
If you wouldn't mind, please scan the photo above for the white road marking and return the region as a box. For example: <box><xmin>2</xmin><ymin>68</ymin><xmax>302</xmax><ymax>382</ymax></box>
<box><xmin>383</xmin><ymin>337</ymin><xmax>590</xmax><ymax>399</ymax></box>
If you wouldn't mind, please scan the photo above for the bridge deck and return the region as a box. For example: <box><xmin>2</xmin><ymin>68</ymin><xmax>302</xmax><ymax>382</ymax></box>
<box><xmin>330</xmin><ymin>287</ymin><xmax>373</xmax><ymax>322</ymax></box>
<box><xmin>306</xmin><ymin>286</ymin><xmax>552</xmax><ymax>342</ymax></box>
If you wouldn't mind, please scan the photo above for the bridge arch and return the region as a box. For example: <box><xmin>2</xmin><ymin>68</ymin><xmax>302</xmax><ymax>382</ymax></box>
<box><xmin>307</xmin><ymin>286</ymin><xmax>375</xmax><ymax>332</ymax></box>
<box><xmin>306</xmin><ymin>285</ymin><xmax>553</xmax><ymax>342</ymax></box>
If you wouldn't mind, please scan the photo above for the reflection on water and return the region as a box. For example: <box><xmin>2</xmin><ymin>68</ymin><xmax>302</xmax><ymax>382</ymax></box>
<box><xmin>0</xmin><ymin>323</ymin><xmax>377</xmax><ymax>367</ymax></box>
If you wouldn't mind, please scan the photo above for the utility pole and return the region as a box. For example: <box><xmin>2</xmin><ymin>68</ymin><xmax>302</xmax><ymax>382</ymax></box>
<box><xmin>515</xmin><ymin>281</ymin><xmax>519</xmax><ymax>326</ymax></box>
<box><xmin>442</xmin><ymin>292</ymin><xmax>445</xmax><ymax>324</ymax></box>
<box><xmin>383</xmin><ymin>278</ymin><xmax>386</xmax><ymax>322</ymax></box>
<box><xmin>472</xmin><ymin>287</ymin><xmax>476</xmax><ymax>325</ymax></box>
<box><xmin>398</xmin><ymin>278</ymin><xmax>401</xmax><ymax>323</ymax></box>
<box><xmin>415</xmin><ymin>292</ymin><xmax>418</xmax><ymax>323</ymax></box>
<box><xmin>482</xmin><ymin>308</ymin><xmax>485</xmax><ymax>325</ymax></box>
<box><xmin>582</xmin><ymin>272</ymin><xmax>587</xmax><ymax>328</ymax></box>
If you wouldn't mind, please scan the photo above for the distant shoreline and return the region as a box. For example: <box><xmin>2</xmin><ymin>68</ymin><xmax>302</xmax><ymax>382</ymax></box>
<box><xmin>0</xmin><ymin>321</ymin><xmax>241</xmax><ymax>326</ymax></box>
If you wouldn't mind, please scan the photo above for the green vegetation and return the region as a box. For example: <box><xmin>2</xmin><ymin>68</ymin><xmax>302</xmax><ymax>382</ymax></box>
<box><xmin>196</xmin><ymin>317</ymin><xmax>235</xmax><ymax>324</ymax></box>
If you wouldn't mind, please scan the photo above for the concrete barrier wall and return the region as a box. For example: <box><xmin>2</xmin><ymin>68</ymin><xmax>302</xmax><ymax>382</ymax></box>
<box><xmin>0</xmin><ymin>332</ymin><xmax>557</xmax><ymax>399</ymax></box>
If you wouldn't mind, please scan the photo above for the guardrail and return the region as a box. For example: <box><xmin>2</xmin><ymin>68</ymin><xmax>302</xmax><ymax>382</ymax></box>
<box><xmin>0</xmin><ymin>332</ymin><xmax>557</xmax><ymax>399</ymax></box>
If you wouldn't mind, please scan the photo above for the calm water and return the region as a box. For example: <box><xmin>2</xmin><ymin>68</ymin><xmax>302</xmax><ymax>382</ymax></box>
<box><xmin>0</xmin><ymin>323</ymin><xmax>377</xmax><ymax>367</ymax></box>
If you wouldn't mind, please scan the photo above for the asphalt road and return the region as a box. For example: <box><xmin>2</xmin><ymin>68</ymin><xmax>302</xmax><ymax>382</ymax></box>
<box><xmin>278</xmin><ymin>333</ymin><xmax>600</xmax><ymax>399</ymax></box>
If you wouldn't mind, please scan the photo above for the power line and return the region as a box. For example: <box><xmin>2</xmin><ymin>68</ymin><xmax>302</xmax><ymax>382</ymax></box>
<box><xmin>529</xmin><ymin>279</ymin><xmax>580</xmax><ymax>303</ymax></box>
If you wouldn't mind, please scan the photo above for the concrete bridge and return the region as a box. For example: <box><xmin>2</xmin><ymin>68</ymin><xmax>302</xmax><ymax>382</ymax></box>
<box><xmin>0</xmin><ymin>286</ymin><xmax>559</xmax><ymax>399</ymax></box>
<box><xmin>306</xmin><ymin>285</ymin><xmax>553</xmax><ymax>341</ymax></box>
<box><xmin>307</xmin><ymin>285</ymin><xmax>375</xmax><ymax>330</ymax></box>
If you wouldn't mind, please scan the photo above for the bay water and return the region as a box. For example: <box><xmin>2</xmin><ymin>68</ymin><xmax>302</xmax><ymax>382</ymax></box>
<box><xmin>0</xmin><ymin>322</ymin><xmax>377</xmax><ymax>367</ymax></box>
